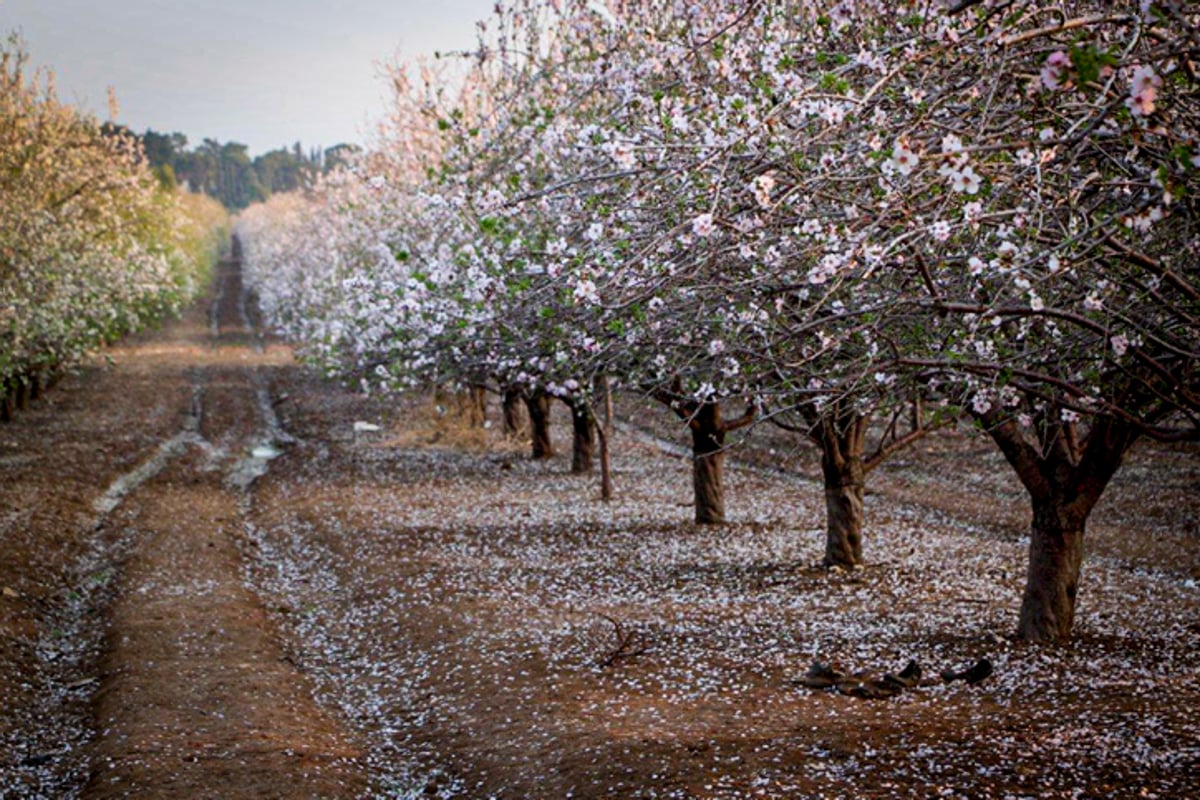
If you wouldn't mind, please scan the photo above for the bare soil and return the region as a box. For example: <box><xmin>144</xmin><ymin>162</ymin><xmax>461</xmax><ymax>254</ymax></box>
<box><xmin>2</xmin><ymin>257</ymin><xmax>1198</xmax><ymax>799</ymax></box>
<box><xmin>2</xmin><ymin>258</ymin><xmax>362</xmax><ymax>799</ymax></box>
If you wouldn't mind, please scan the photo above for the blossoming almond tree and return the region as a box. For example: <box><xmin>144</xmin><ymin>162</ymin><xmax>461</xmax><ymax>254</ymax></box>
<box><xmin>238</xmin><ymin>0</ymin><xmax>1196</xmax><ymax>643</ymax></box>
<box><xmin>881</xmin><ymin>1</ymin><xmax>1199</xmax><ymax>642</ymax></box>
<box><xmin>668</xmin><ymin>0</ymin><xmax>1199</xmax><ymax>639</ymax></box>
<box><xmin>487</xmin><ymin>0</ymin><xmax>1197</xmax><ymax>635</ymax></box>
<box><xmin>1</xmin><ymin>37</ymin><xmax>227</xmax><ymax>417</ymax></box>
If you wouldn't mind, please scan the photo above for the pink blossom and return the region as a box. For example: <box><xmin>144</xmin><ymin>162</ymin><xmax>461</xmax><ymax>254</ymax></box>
<box><xmin>752</xmin><ymin>174</ymin><xmax>776</xmax><ymax>210</ymax></box>
<box><xmin>886</xmin><ymin>138</ymin><xmax>919</xmax><ymax>176</ymax></box>
<box><xmin>1040</xmin><ymin>50</ymin><xmax>1071</xmax><ymax>90</ymax></box>
<box><xmin>950</xmin><ymin>165</ymin><xmax>982</xmax><ymax>194</ymax></box>
<box><xmin>971</xmin><ymin>393</ymin><xmax>993</xmax><ymax>414</ymax></box>
<box><xmin>691</xmin><ymin>213</ymin><xmax>715</xmax><ymax>237</ymax></box>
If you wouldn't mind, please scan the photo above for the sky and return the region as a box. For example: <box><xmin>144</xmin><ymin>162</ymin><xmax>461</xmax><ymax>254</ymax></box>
<box><xmin>0</xmin><ymin>0</ymin><xmax>497</xmax><ymax>156</ymax></box>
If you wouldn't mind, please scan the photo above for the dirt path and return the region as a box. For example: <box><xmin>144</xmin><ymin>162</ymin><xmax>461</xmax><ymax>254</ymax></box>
<box><xmin>82</xmin><ymin>257</ymin><xmax>364</xmax><ymax>799</ymax></box>
<box><xmin>1</xmin><ymin>256</ymin><xmax>364</xmax><ymax>799</ymax></box>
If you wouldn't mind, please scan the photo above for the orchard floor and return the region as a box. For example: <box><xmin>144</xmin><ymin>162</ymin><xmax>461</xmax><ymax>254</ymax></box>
<box><xmin>1</xmin><ymin>258</ymin><xmax>1198</xmax><ymax>799</ymax></box>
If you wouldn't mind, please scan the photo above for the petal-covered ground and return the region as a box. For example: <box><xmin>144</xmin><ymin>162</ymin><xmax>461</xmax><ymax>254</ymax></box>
<box><xmin>2</xmin><ymin>256</ymin><xmax>1197</xmax><ymax>799</ymax></box>
<box><xmin>245</xmin><ymin>372</ymin><xmax>1200</xmax><ymax>799</ymax></box>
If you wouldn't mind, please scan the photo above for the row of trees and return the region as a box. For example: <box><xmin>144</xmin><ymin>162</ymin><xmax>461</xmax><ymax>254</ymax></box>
<box><xmin>238</xmin><ymin>1</ymin><xmax>1198</xmax><ymax>643</ymax></box>
<box><xmin>132</xmin><ymin>129</ymin><xmax>362</xmax><ymax>210</ymax></box>
<box><xmin>0</xmin><ymin>36</ymin><xmax>229</xmax><ymax>418</ymax></box>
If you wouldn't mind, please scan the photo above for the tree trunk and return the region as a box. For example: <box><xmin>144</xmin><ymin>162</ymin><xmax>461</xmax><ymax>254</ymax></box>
<box><xmin>15</xmin><ymin>375</ymin><xmax>30</xmax><ymax>411</ymax></box>
<box><xmin>821</xmin><ymin>455</ymin><xmax>865</xmax><ymax>568</ymax></box>
<box><xmin>598</xmin><ymin>374</ymin><xmax>613</xmax><ymax>429</ymax></box>
<box><xmin>502</xmin><ymin>389</ymin><xmax>524</xmax><ymax>438</ymax></box>
<box><xmin>811</xmin><ymin>408</ymin><xmax>868</xmax><ymax>568</ymax></box>
<box><xmin>471</xmin><ymin>385</ymin><xmax>487</xmax><ymax>428</ymax></box>
<box><xmin>984</xmin><ymin>413</ymin><xmax>1135</xmax><ymax>643</ymax></box>
<box><xmin>1018</xmin><ymin>499</ymin><xmax>1086</xmax><ymax>643</ymax></box>
<box><xmin>524</xmin><ymin>391</ymin><xmax>554</xmax><ymax>459</ymax></box>
<box><xmin>652</xmin><ymin>390</ymin><xmax>755</xmax><ymax>525</ymax></box>
<box><xmin>690</xmin><ymin>403</ymin><xmax>726</xmax><ymax>525</ymax></box>
<box><xmin>596</xmin><ymin>420</ymin><xmax>614</xmax><ymax>501</ymax></box>
<box><xmin>568</xmin><ymin>398</ymin><xmax>595</xmax><ymax>474</ymax></box>
<box><xmin>458</xmin><ymin>386</ymin><xmax>487</xmax><ymax>428</ymax></box>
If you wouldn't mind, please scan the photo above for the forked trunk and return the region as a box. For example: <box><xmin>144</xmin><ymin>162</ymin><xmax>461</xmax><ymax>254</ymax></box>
<box><xmin>652</xmin><ymin>389</ymin><xmax>754</xmax><ymax>526</ymax></box>
<box><xmin>690</xmin><ymin>403</ymin><xmax>726</xmax><ymax>525</ymax></box>
<box><xmin>502</xmin><ymin>389</ymin><xmax>524</xmax><ymax>438</ymax></box>
<box><xmin>524</xmin><ymin>391</ymin><xmax>554</xmax><ymax>459</ymax></box>
<box><xmin>984</xmin><ymin>413</ymin><xmax>1134</xmax><ymax>644</ymax></box>
<box><xmin>568</xmin><ymin>399</ymin><xmax>595</xmax><ymax>474</ymax></box>
<box><xmin>1019</xmin><ymin>499</ymin><xmax>1086</xmax><ymax>643</ymax></box>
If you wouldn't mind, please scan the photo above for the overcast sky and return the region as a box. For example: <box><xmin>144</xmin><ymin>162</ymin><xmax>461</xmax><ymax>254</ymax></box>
<box><xmin>0</xmin><ymin>0</ymin><xmax>496</xmax><ymax>155</ymax></box>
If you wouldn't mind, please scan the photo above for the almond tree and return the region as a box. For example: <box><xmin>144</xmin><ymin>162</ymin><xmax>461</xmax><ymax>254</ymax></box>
<box><xmin>665</xmin><ymin>0</ymin><xmax>1198</xmax><ymax>639</ymax></box>
<box><xmin>1</xmin><ymin>36</ymin><xmax>226</xmax><ymax>417</ymax></box>
<box><xmin>238</xmin><ymin>0</ymin><xmax>1197</xmax><ymax>644</ymax></box>
<box><xmin>505</xmin><ymin>0</ymin><xmax>1197</xmax><ymax>632</ymax></box>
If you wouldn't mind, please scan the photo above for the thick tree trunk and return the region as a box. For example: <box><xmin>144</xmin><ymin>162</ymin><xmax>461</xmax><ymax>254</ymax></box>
<box><xmin>812</xmin><ymin>409</ymin><xmax>868</xmax><ymax>568</ymax></box>
<box><xmin>502</xmin><ymin>389</ymin><xmax>524</xmax><ymax>438</ymax></box>
<box><xmin>652</xmin><ymin>390</ymin><xmax>755</xmax><ymax>525</ymax></box>
<box><xmin>984</xmin><ymin>413</ymin><xmax>1134</xmax><ymax>643</ymax></box>
<box><xmin>524</xmin><ymin>391</ymin><xmax>554</xmax><ymax>459</ymax></box>
<box><xmin>821</xmin><ymin>456</ymin><xmax>865</xmax><ymax>568</ymax></box>
<box><xmin>1019</xmin><ymin>500</ymin><xmax>1086</xmax><ymax>643</ymax></box>
<box><xmin>568</xmin><ymin>399</ymin><xmax>595</xmax><ymax>474</ymax></box>
<box><xmin>690</xmin><ymin>403</ymin><xmax>726</xmax><ymax>525</ymax></box>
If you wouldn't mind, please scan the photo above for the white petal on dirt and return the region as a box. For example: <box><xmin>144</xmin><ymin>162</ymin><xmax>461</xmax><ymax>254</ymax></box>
<box><xmin>235</xmin><ymin>386</ymin><xmax>1200</xmax><ymax>799</ymax></box>
<box><xmin>251</xmin><ymin>443</ymin><xmax>283</xmax><ymax>460</ymax></box>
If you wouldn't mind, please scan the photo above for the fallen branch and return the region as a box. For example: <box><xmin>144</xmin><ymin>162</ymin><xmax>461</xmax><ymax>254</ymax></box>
<box><xmin>595</xmin><ymin>614</ymin><xmax>650</xmax><ymax>668</ymax></box>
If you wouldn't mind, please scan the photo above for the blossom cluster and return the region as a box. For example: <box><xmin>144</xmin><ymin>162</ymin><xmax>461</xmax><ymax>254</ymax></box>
<box><xmin>240</xmin><ymin>0</ymin><xmax>1198</xmax><ymax>438</ymax></box>
<box><xmin>1</xmin><ymin>37</ymin><xmax>228</xmax><ymax>406</ymax></box>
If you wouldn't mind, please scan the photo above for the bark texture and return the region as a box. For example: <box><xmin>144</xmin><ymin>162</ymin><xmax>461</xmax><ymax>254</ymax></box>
<box><xmin>813</xmin><ymin>411</ymin><xmax>868</xmax><ymax>568</ymax></box>
<box><xmin>984</xmin><ymin>413</ymin><xmax>1135</xmax><ymax>643</ymax></box>
<box><xmin>690</xmin><ymin>403</ymin><xmax>727</xmax><ymax>524</ymax></box>
<box><xmin>596</xmin><ymin>420</ymin><xmax>614</xmax><ymax>501</ymax></box>
<box><xmin>567</xmin><ymin>398</ymin><xmax>596</xmax><ymax>474</ymax></box>
<box><xmin>524</xmin><ymin>391</ymin><xmax>554</xmax><ymax>460</ymax></box>
<box><xmin>1019</xmin><ymin>500</ymin><xmax>1086</xmax><ymax>641</ymax></box>
<box><xmin>458</xmin><ymin>386</ymin><xmax>487</xmax><ymax>429</ymax></box>
<box><xmin>653</xmin><ymin>390</ymin><xmax>756</xmax><ymax>525</ymax></box>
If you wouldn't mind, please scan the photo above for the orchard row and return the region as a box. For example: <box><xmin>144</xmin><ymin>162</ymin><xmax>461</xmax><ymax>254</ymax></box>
<box><xmin>237</xmin><ymin>0</ymin><xmax>1199</xmax><ymax>643</ymax></box>
<box><xmin>0</xmin><ymin>36</ymin><xmax>228</xmax><ymax>417</ymax></box>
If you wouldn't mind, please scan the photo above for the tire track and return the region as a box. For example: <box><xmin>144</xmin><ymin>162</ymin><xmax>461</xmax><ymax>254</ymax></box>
<box><xmin>80</xmin><ymin>255</ymin><xmax>365</xmax><ymax>799</ymax></box>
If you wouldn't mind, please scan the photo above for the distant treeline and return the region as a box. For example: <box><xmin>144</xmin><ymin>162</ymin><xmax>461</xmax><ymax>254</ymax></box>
<box><xmin>103</xmin><ymin>125</ymin><xmax>362</xmax><ymax>210</ymax></box>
